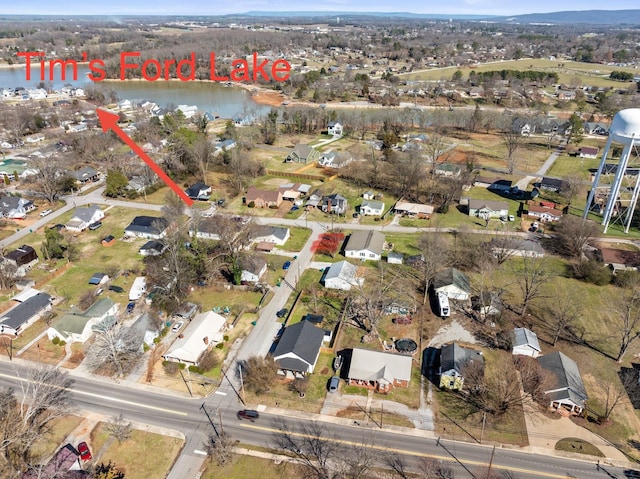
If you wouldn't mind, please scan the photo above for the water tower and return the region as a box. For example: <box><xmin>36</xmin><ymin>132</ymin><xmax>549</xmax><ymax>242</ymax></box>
<box><xmin>584</xmin><ymin>108</ymin><xmax>640</xmax><ymax>233</ymax></box>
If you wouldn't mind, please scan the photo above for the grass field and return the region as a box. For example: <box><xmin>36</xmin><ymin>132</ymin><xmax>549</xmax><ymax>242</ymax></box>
<box><xmin>90</xmin><ymin>423</ymin><xmax>183</xmax><ymax>479</ymax></box>
<box><xmin>402</xmin><ymin>58</ymin><xmax>639</xmax><ymax>89</ymax></box>
<box><xmin>201</xmin><ymin>454</ymin><xmax>305</xmax><ymax>479</ymax></box>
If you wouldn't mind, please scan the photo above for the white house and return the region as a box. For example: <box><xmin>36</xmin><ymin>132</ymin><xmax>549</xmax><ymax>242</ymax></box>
<box><xmin>46</xmin><ymin>298</ymin><xmax>118</xmax><ymax>344</ymax></box>
<box><xmin>359</xmin><ymin>200</ymin><xmax>385</xmax><ymax>216</ymax></box>
<box><xmin>241</xmin><ymin>256</ymin><xmax>267</xmax><ymax>283</ymax></box>
<box><xmin>318</xmin><ymin>151</ymin><xmax>353</xmax><ymax>169</ymax></box>
<box><xmin>65</xmin><ymin>205</ymin><xmax>104</xmax><ymax>232</ymax></box>
<box><xmin>323</xmin><ymin>261</ymin><xmax>363</xmax><ymax>291</ymax></box>
<box><xmin>327</xmin><ymin>121</ymin><xmax>343</xmax><ymax>136</ymax></box>
<box><xmin>252</xmin><ymin>225</ymin><xmax>290</xmax><ymax>246</ymax></box>
<box><xmin>528</xmin><ymin>205</ymin><xmax>563</xmax><ymax>222</ymax></box>
<box><xmin>162</xmin><ymin>311</ymin><xmax>227</xmax><ymax>365</ymax></box>
<box><xmin>512</xmin><ymin>327</ymin><xmax>542</xmax><ymax>358</ymax></box>
<box><xmin>394</xmin><ymin>201</ymin><xmax>434</xmax><ymax>218</ymax></box>
<box><xmin>433</xmin><ymin>268</ymin><xmax>471</xmax><ymax>301</ymax></box>
<box><xmin>468</xmin><ymin>199</ymin><xmax>509</xmax><ymax>219</ymax></box>
<box><xmin>344</xmin><ymin>230</ymin><xmax>385</xmax><ymax>261</ymax></box>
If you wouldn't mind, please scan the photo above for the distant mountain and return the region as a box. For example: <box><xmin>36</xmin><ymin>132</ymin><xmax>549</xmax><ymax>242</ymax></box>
<box><xmin>241</xmin><ymin>9</ymin><xmax>640</xmax><ymax>25</ymax></box>
<box><xmin>486</xmin><ymin>10</ymin><xmax>640</xmax><ymax>24</ymax></box>
<box><xmin>241</xmin><ymin>11</ymin><xmax>490</xmax><ymax>20</ymax></box>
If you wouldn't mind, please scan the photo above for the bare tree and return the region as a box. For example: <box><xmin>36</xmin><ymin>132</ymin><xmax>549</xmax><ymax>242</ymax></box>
<box><xmin>501</xmin><ymin>125</ymin><xmax>526</xmax><ymax>175</ymax></box>
<box><xmin>385</xmin><ymin>453</ymin><xmax>412</xmax><ymax>479</ymax></box>
<box><xmin>541</xmin><ymin>286</ymin><xmax>583</xmax><ymax>346</ymax></box>
<box><xmin>85</xmin><ymin>324</ymin><xmax>144</xmax><ymax>377</ymax></box>
<box><xmin>0</xmin><ymin>366</ymin><xmax>73</xmax><ymax>474</ymax></box>
<box><xmin>192</xmin><ymin>136</ymin><xmax>215</xmax><ymax>183</ymax></box>
<box><xmin>24</xmin><ymin>155</ymin><xmax>73</xmax><ymax>203</ymax></box>
<box><xmin>424</xmin><ymin>133</ymin><xmax>451</xmax><ymax>178</ymax></box>
<box><xmin>242</xmin><ymin>355</ymin><xmax>277</xmax><ymax>395</ymax></box>
<box><xmin>552</xmin><ymin>215</ymin><xmax>600</xmax><ymax>259</ymax></box>
<box><xmin>508</xmin><ymin>256</ymin><xmax>556</xmax><ymax>317</ymax></box>
<box><xmin>348</xmin><ymin>263</ymin><xmax>409</xmax><ymax>341</ymax></box>
<box><xmin>272</xmin><ymin>420</ymin><xmax>376</xmax><ymax>479</ymax></box>
<box><xmin>607</xmin><ymin>280</ymin><xmax>640</xmax><ymax>362</ymax></box>
<box><xmin>205</xmin><ymin>432</ymin><xmax>235</xmax><ymax>466</ymax></box>
<box><xmin>561</xmin><ymin>174</ymin><xmax>585</xmax><ymax>209</ymax></box>
<box><xmin>415</xmin><ymin>233</ymin><xmax>450</xmax><ymax>305</ymax></box>
<box><xmin>105</xmin><ymin>414</ymin><xmax>132</xmax><ymax>444</ymax></box>
<box><xmin>0</xmin><ymin>261</ymin><xmax>17</xmax><ymax>290</ymax></box>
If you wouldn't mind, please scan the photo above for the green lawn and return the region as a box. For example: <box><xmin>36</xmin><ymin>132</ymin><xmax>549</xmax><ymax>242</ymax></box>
<box><xmin>402</xmin><ymin>58</ymin><xmax>638</xmax><ymax>89</ymax></box>
<box><xmin>282</xmin><ymin>227</ymin><xmax>312</xmax><ymax>252</ymax></box>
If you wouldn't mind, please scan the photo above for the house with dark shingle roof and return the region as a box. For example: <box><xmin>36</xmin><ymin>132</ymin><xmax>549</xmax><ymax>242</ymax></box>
<box><xmin>124</xmin><ymin>216</ymin><xmax>169</xmax><ymax>239</ymax></box>
<box><xmin>0</xmin><ymin>292</ymin><xmax>52</xmax><ymax>336</ymax></box>
<box><xmin>433</xmin><ymin>268</ymin><xmax>471</xmax><ymax>301</ymax></box>
<box><xmin>439</xmin><ymin>343</ymin><xmax>484</xmax><ymax>391</ymax></box>
<box><xmin>273</xmin><ymin>320</ymin><xmax>325</xmax><ymax>378</ymax></box>
<box><xmin>185</xmin><ymin>182</ymin><xmax>212</xmax><ymax>201</ymax></box>
<box><xmin>537</xmin><ymin>351</ymin><xmax>588</xmax><ymax>415</ymax></box>
<box><xmin>321</xmin><ymin>194</ymin><xmax>348</xmax><ymax>215</ymax></box>
<box><xmin>0</xmin><ymin>196</ymin><xmax>35</xmax><ymax>219</ymax></box>
<box><xmin>71</xmin><ymin>166</ymin><xmax>100</xmax><ymax>183</ymax></box>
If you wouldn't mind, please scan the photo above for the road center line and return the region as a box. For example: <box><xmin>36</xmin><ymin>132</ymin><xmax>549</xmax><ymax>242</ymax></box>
<box><xmin>239</xmin><ymin>424</ymin><xmax>572</xmax><ymax>479</ymax></box>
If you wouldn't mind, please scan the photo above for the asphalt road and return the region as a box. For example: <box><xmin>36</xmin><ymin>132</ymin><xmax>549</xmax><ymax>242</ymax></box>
<box><xmin>0</xmin><ymin>361</ymin><xmax>639</xmax><ymax>479</ymax></box>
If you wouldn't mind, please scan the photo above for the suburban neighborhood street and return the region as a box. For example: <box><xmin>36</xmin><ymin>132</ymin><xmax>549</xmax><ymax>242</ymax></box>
<box><xmin>0</xmin><ymin>360</ymin><xmax>636</xmax><ymax>479</ymax></box>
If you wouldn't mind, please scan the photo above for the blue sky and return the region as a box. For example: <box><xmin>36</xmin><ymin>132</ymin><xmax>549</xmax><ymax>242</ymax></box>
<box><xmin>8</xmin><ymin>0</ymin><xmax>640</xmax><ymax>16</ymax></box>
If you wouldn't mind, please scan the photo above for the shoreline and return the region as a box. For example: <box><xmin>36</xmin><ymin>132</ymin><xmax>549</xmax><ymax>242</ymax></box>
<box><xmin>99</xmin><ymin>77</ymin><xmax>286</xmax><ymax>108</ymax></box>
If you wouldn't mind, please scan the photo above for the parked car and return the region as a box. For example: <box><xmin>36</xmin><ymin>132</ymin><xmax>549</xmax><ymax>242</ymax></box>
<box><xmin>237</xmin><ymin>409</ymin><xmax>259</xmax><ymax>421</ymax></box>
<box><xmin>283</xmin><ymin>261</ymin><xmax>291</xmax><ymax>270</ymax></box>
<box><xmin>77</xmin><ymin>442</ymin><xmax>92</xmax><ymax>461</ymax></box>
<box><xmin>40</xmin><ymin>209</ymin><xmax>52</xmax><ymax>217</ymax></box>
<box><xmin>88</xmin><ymin>221</ymin><xmax>103</xmax><ymax>230</ymax></box>
<box><xmin>126</xmin><ymin>302</ymin><xmax>135</xmax><ymax>314</ymax></box>
<box><xmin>333</xmin><ymin>355</ymin><xmax>343</xmax><ymax>371</ymax></box>
<box><xmin>328</xmin><ymin>376</ymin><xmax>340</xmax><ymax>393</ymax></box>
<box><xmin>290</xmin><ymin>205</ymin><xmax>299</xmax><ymax>211</ymax></box>
<box><xmin>171</xmin><ymin>321</ymin><xmax>184</xmax><ymax>333</ymax></box>
<box><xmin>276</xmin><ymin>308</ymin><xmax>289</xmax><ymax>318</ymax></box>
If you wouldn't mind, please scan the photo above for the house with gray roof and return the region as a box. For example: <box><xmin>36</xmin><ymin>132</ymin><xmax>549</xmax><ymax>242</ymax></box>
<box><xmin>286</xmin><ymin>143</ymin><xmax>320</xmax><ymax>163</ymax></box>
<box><xmin>66</xmin><ymin>205</ymin><xmax>104</xmax><ymax>232</ymax></box>
<box><xmin>185</xmin><ymin>182</ymin><xmax>212</xmax><ymax>201</ymax></box>
<box><xmin>240</xmin><ymin>255</ymin><xmax>267</xmax><ymax>283</ymax></box>
<box><xmin>323</xmin><ymin>261</ymin><xmax>363</xmax><ymax>291</ymax></box>
<box><xmin>318</xmin><ymin>151</ymin><xmax>353</xmax><ymax>169</ymax></box>
<box><xmin>537</xmin><ymin>351</ymin><xmax>588</xmax><ymax>415</ymax></box>
<box><xmin>71</xmin><ymin>166</ymin><xmax>100</xmax><ymax>183</ymax></box>
<box><xmin>359</xmin><ymin>199</ymin><xmax>385</xmax><ymax>216</ymax></box>
<box><xmin>0</xmin><ymin>196</ymin><xmax>35</xmax><ymax>219</ymax></box>
<box><xmin>347</xmin><ymin>348</ymin><xmax>412</xmax><ymax>393</ymax></box>
<box><xmin>439</xmin><ymin>343</ymin><xmax>484</xmax><ymax>391</ymax></box>
<box><xmin>252</xmin><ymin>225</ymin><xmax>290</xmax><ymax>246</ymax></box>
<box><xmin>344</xmin><ymin>230</ymin><xmax>385</xmax><ymax>261</ymax></box>
<box><xmin>0</xmin><ymin>293</ymin><xmax>52</xmax><ymax>336</ymax></box>
<box><xmin>512</xmin><ymin>327</ymin><xmax>542</xmax><ymax>358</ymax></box>
<box><xmin>433</xmin><ymin>268</ymin><xmax>471</xmax><ymax>301</ymax></box>
<box><xmin>273</xmin><ymin>320</ymin><xmax>325</xmax><ymax>378</ymax></box>
<box><xmin>47</xmin><ymin>298</ymin><xmax>118</xmax><ymax>344</ymax></box>
<box><xmin>468</xmin><ymin>199</ymin><xmax>509</xmax><ymax>219</ymax></box>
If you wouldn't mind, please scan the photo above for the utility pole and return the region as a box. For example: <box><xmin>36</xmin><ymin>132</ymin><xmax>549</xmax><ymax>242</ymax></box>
<box><xmin>179</xmin><ymin>369</ymin><xmax>193</xmax><ymax>397</ymax></box>
<box><xmin>480</xmin><ymin>411</ymin><xmax>486</xmax><ymax>444</ymax></box>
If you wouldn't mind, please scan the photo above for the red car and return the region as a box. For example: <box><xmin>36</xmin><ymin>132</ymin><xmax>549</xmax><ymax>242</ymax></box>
<box><xmin>77</xmin><ymin>442</ymin><xmax>92</xmax><ymax>461</ymax></box>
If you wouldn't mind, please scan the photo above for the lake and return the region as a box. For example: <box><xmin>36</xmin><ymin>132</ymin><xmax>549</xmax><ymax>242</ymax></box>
<box><xmin>0</xmin><ymin>64</ymin><xmax>266</xmax><ymax>119</ymax></box>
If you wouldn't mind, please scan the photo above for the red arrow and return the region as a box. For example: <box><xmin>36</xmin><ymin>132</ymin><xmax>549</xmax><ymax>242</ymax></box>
<box><xmin>96</xmin><ymin>109</ymin><xmax>194</xmax><ymax>207</ymax></box>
